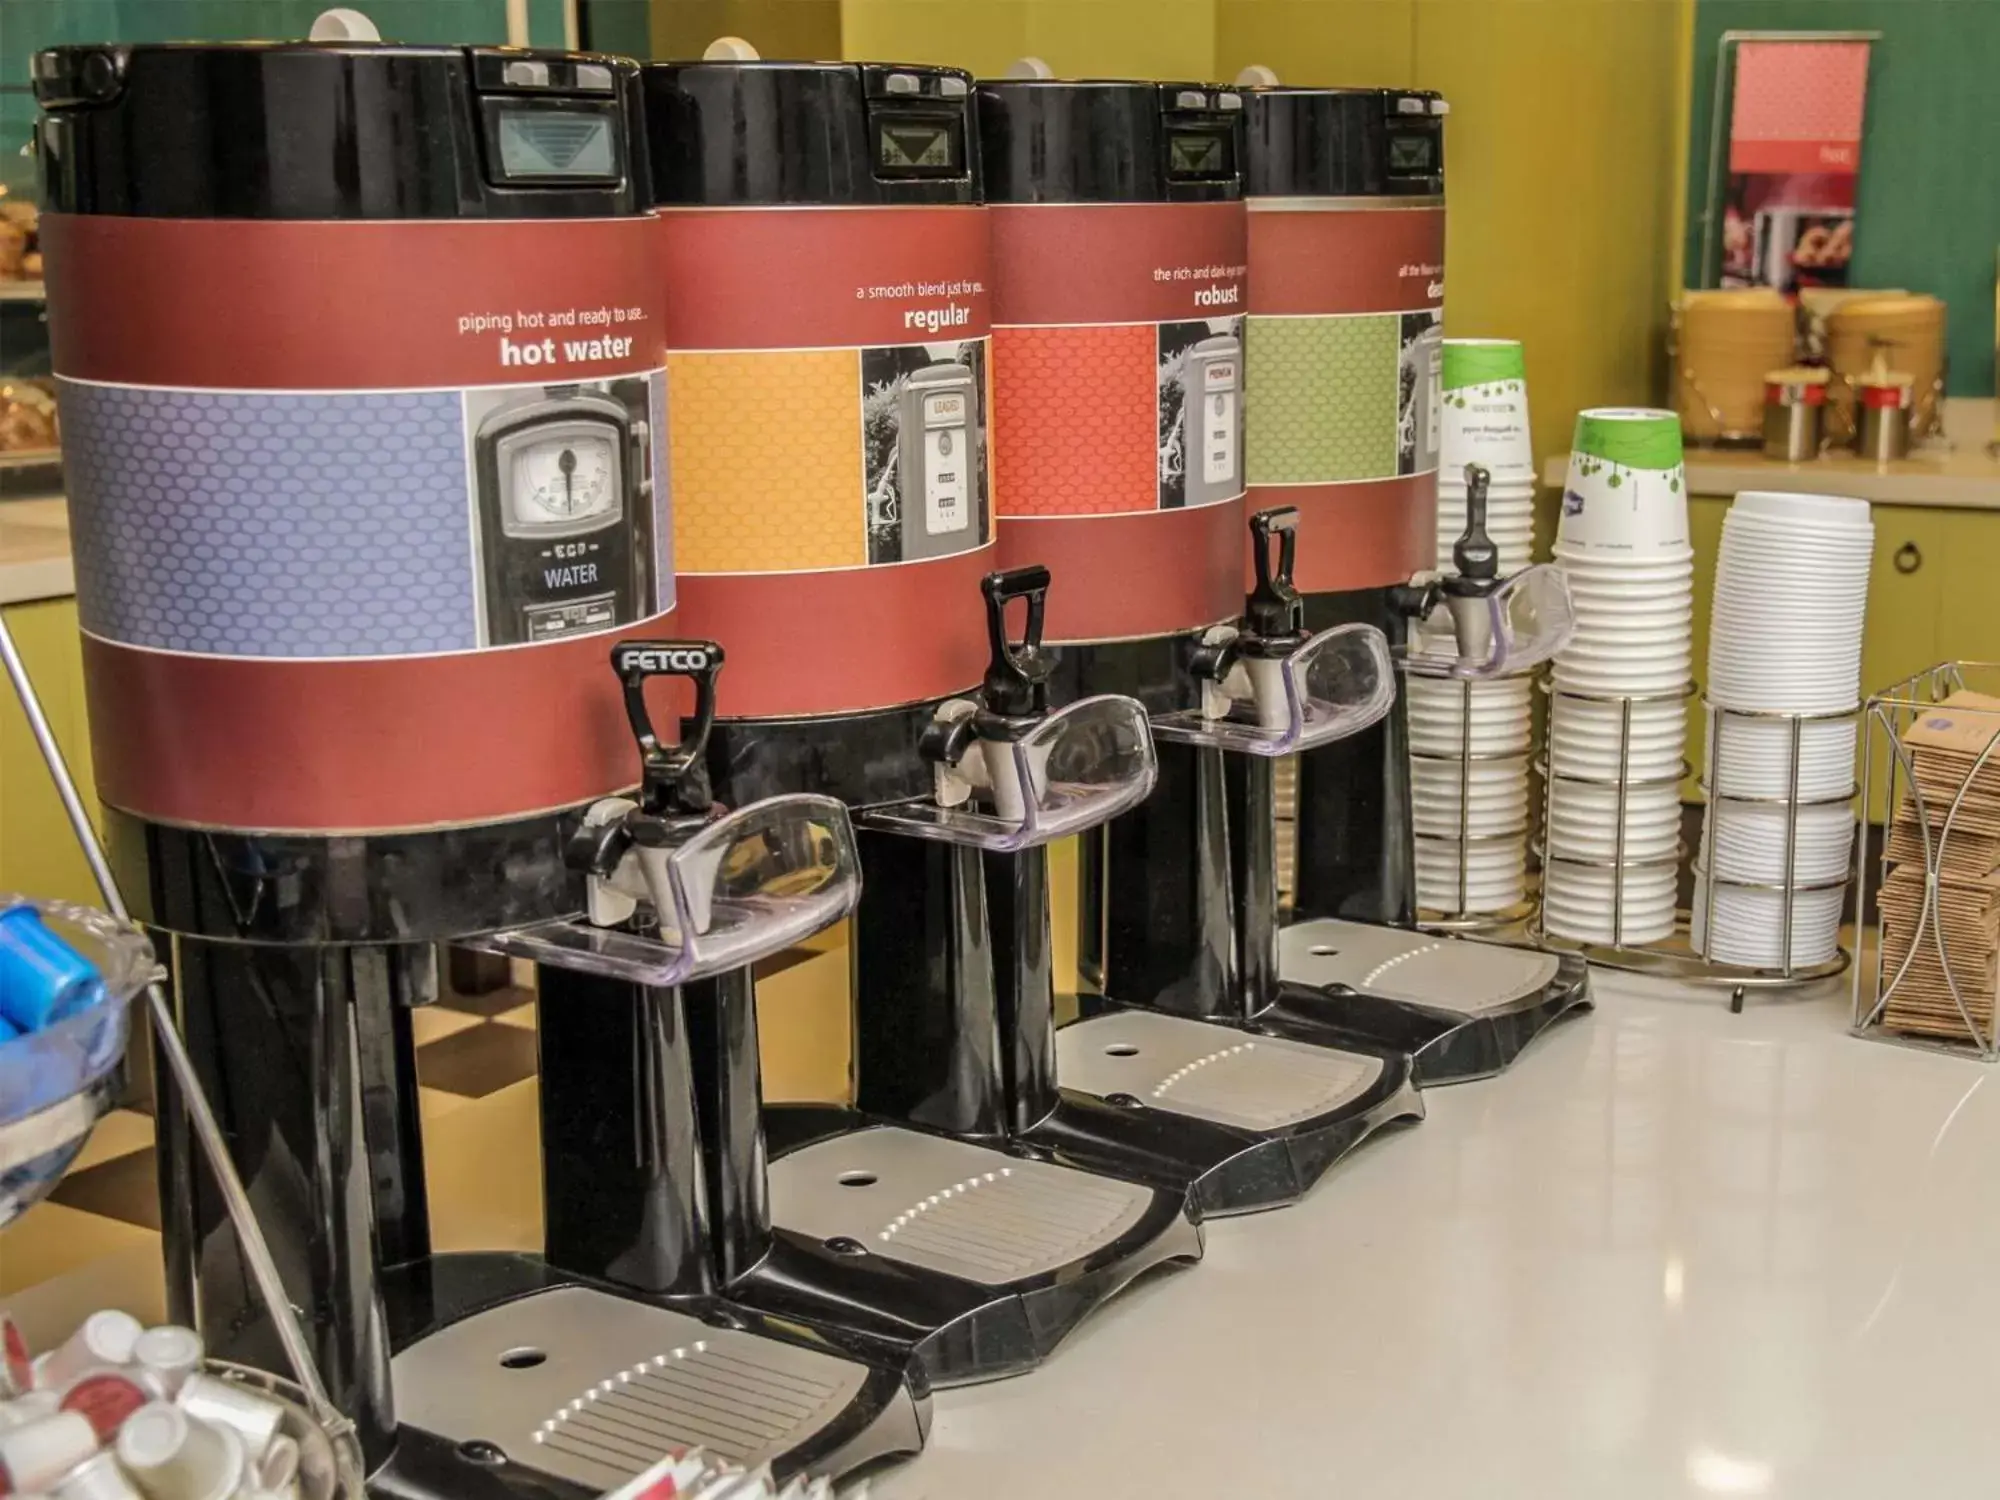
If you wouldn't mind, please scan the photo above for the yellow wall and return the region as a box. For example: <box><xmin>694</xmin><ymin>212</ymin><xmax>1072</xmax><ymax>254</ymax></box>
<box><xmin>652</xmin><ymin>0</ymin><xmax>842</xmax><ymax>60</ymax></box>
<box><xmin>0</xmin><ymin>599</ymin><xmax>101</xmax><ymax>909</ymax></box>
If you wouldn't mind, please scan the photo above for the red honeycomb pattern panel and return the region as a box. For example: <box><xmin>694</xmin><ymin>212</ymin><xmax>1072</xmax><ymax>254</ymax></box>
<box><xmin>992</xmin><ymin>324</ymin><xmax>1158</xmax><ymax>516</ymax></box>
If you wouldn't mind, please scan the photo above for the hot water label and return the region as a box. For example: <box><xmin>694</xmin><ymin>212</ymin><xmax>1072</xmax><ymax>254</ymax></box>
<box><xmin>44</xmin><ymin>214</ymin><xmax>673</xmax><ymax>660</ymax></box>
<box><xmin>41</xmin><ymin>212</ymin><xmax>676</xmax><ymax>831</ymax></box>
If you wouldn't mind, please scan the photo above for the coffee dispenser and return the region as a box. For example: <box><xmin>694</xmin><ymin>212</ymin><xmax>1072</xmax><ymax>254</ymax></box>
<box><xmin>626</xmin><ymin>52</ymin><xmax>1200</xmax><ymax>1389</ymax></box>
<box><xmin>36</xmin><ymin>34</ymin><xmax>923</xmax><ymax>1493</ymax></box>
<box><xmin>1235</xmin><ymin>81</ymin><xmax>1591</xmax><ymax>1082</ymax></box>
<box><xmin>968</xmin><ymin>73</ymin><xmax>1425</xmax><ymax>1210</ymax></box>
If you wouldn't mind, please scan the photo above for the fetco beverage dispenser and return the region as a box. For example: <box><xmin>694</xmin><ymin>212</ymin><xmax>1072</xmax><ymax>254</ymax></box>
<box><xmin>1237</xmin><ymin>80</ymin><xmax>1589</xmax><ymax>1082</ymax></box>
<box><xmin>590</xmin><ymin>51</ymin><xmax>1200</xmax><ymax>1390</ymax></box>
<box><xmin>37</xmin><ymin>33</ymin><xmax>921</xmax><ymax>1492</ymax></box>
<box><xmin>973</xmin><ymin>74</ymin><xmax>1422</xmax><ymax>1210</ymax></box>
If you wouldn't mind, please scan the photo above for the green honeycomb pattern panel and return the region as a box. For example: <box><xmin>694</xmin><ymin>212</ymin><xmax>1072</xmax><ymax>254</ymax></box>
<box><xmin>1245</xmin><ymin>314</ymin><xmax>1400</xmax><ymax>484</ymax></box>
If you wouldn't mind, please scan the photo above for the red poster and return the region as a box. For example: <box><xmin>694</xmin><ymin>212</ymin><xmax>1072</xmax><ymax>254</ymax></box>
<box><xmin>1721</xmin><ymin>40</ymin><xmax>1872</xmax><ymax>292</ymax></box>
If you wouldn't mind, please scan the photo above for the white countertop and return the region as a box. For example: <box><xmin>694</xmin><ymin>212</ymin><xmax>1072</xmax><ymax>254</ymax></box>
<box><xmin>877</xmin><ymin>972</ymin><xmax>2000</xmax><ymax>1500</ymax></box>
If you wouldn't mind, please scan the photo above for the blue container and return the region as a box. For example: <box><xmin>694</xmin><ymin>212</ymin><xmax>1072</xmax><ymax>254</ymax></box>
<box><xmin>0</xmin><ymin>905</ymin><xmax>106</xmax><ymax>1031</ymax></box>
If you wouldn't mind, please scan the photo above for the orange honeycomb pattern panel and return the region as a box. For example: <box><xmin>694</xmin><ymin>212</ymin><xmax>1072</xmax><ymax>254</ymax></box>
<box><xmin>992</xmin><ymin>324</ymin><xmax>1158</xmax><ymax>516</ymax></box>
<box><xmin>668</xmin><ymin>350</ymin><xmax>866</xmax><ymax>573</ymax></box>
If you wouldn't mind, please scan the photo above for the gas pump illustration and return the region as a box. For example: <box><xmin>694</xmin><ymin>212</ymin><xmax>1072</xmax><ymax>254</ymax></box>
<box><xmin>1399</xmin><ymin>319</ymin><xmax>1443</xmax><ymax>475</ymax></box>
<box><xmin>1183</xmin><ymin>324</ymin><xmax>1243</xmax><ymax>507</ymax></box>
<box><xmin>896</xmin><ymin>349</ymin><xmax>978</xmax><ymax>560</ymax></box>
<box><xmin>472</xmin><ymin>383</ymin><xmax>649</xmax><ymax>644</ymax></box>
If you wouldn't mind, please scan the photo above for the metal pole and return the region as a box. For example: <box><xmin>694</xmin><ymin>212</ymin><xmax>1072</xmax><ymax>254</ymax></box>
<box><xmin>0</xmin><ymin>617</ymin><xmax>345</xmax><ymax>1434</ymax></box>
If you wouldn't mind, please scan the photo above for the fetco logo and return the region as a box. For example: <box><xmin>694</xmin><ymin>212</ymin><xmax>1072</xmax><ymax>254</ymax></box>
<box><xmin>616</xmin><ymin>642</ymin><xmax>722</xmax><ymax>674</ymax></box>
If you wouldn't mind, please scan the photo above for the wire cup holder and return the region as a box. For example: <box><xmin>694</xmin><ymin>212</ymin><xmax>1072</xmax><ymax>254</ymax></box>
<box><xmin>1530</xmin><ymin>678</ymin><xmax>1853</xmax><ymax>993</ymax></box>
<box><xmin>1853</xmin><ymin>662</ymin><xmax>2000</xmax><ymax>1059</ymax></box>
<box><xmin>1410</xmin><ymin>664</ymin><xmax>1540</xmax><ymax>933</ymax></box>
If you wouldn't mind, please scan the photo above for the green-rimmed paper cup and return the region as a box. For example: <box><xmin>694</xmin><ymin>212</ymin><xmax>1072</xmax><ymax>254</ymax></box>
<box><xmin>1558</xmin><ymin>407</ymin><xmax>1688</xmax><ymax>556</ymax></box>
<box><xmin>1440</xmin><ymin>338</ymin><xmax>1534</xmax><ymax>485</ymax></box>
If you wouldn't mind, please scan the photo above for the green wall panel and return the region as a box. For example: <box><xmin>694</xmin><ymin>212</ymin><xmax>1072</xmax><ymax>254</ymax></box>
<box><xmin>1683</xmin><ymin>0</ymin><xmax>2000</xmax><ymax>396</ymax></box>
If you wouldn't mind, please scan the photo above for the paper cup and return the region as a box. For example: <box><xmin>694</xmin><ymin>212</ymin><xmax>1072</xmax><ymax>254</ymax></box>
<box><xmin>1557</xmin><ymin>408</ymin><xmax>1688</xmax><ymax>557</ymax></box>
<box><xmin>0</xmin><ymin>1412</ymin><xmax>101</xmax><ymax>1492</ymax></box>
<box><xmin>1440</xmin><ymin>339</ymin><xmax>1534</xmax><ymax>484</ymax></box>
<box><xmin>38</xmin><ymin>1312</ymin><xmax>143</xmax><ymax>1394</ymax></box>
<box><xmin>116</xmin><ymin>1403</ymin><xmax>244</xmax><ymax>1500</ymax></box>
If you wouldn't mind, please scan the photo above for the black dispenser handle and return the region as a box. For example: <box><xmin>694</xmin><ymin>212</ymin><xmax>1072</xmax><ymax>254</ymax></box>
<box><xmin>1244</xmin><ymin>506</ymin><xmax>1305</xmax><ymax>644</ymax></box>
<box><xmin>979</xmin><ymin>565</ymin><xmax>1054</xmax><ymax>722</ymax></box>
<box><xmin>1449</xmin><ymin>462</ymin><xmax>1499</xmax><ymax>592</ymax></box>
<box><xmin>610</xmin><ymin>639</ymin><xmax>722</xmax><ymax>817</ymax></box>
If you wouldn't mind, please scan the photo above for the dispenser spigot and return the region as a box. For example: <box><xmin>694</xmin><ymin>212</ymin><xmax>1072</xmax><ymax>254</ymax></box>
<box><xmin>1442</xmin><ymin>462</ymin><xmax>1500</xmax><ymax>598</ymax></box>
<box><xmin>976</xmin><ymin>565</ymin><xmax>1054</xmax><ymax>734</ymax></box>
<box><xmin>569</xmin><ymin>638</ymin><xmax>727</xmax><ymax>926</ymax></box>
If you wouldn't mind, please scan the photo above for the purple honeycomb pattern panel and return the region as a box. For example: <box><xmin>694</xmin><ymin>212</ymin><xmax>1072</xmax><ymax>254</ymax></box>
<box><xmin>61</xmin><ymin>381</ymin><xmax>478</xmax><ymax>659</ymax></box>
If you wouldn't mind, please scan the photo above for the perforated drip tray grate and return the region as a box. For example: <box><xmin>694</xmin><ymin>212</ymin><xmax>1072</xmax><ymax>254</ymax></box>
<box><xmin>1057</xmin><ymin>1010</ymin><xmax>1382</xmax><ymax>1131</ymax></box>
<box><xmin>1279</xmin><ymin>919</ymin><xmax>1560</xmax><ymax>1016</ymax></box>
<box><xmin>766</xmin><ymin>1127</ymin><xmax>1154</xmax><ymax>1286</ymax></box>
<box><xmin>391</xmin><ymin>1287</ymin><xmax>871</xmax><ymax>1492</ymax></box>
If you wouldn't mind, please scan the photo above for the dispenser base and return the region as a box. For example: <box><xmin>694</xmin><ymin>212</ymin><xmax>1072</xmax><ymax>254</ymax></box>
<box><xmin>1271</xmin><ymin>919</ymin><xmax>1593</xmax><ymax>1084</ymax></box>
<box><xmin>754</xmin><ymin>1106</ymin><xmax>1202</xmax><ymax>1387</ymax></box>
<box><xmin>1030</xmin><ymin>1008</ymin><xmax>1423</xmax><ymax>1216</ymax></box>
<box><xmin>372</xmin><ymin>1253</ymin><xmax>925</xmax><ymax>1500</ymax></box>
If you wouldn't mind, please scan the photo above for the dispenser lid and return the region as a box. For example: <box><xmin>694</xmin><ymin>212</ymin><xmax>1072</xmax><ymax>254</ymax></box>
<box><xmin>642</xmin><ymin>59</ymin><xmax>978</xmax><ymax>206</ymax></box>
<box><xmin>34</xmin><ymin>41</ymin><xmax>645</xmax><ymax>219</ymax></box>
<box><xmin>975</xmin><ymin>77</ymin><xmax>1245</xmax><ymax>204</ymax></box>
<box><xmin>1239</xmin><ymin>84</ymin><xmax>1445</xmax><ymax>198</ymax></box>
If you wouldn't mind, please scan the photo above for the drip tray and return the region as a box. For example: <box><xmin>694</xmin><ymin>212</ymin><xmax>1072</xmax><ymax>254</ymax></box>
<box><xmin>767</xmin><ymin>1127</ymin><xmax>1155</xmax><ymax>1286</ymax></box>
<box><xmin>391</xmin><ymin>1287</ymin><xmax>875</xmax><ymax>1492</ymax></box>
<box><xmin>1058</xmin><ymin>1011</ymin><xmax>1381</xmax><ymax>1131</ymax></box>
<box><xmin>1279</xmin><ymin>920</ymin><xmax>1559</xmax><ymax>1016</ymax></box>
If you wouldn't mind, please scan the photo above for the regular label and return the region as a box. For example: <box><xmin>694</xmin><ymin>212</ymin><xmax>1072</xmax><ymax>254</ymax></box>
<box><xmin>659</xmin><ymin>204</ymin><xmax>994</xmax><ymax>575</ymax></box>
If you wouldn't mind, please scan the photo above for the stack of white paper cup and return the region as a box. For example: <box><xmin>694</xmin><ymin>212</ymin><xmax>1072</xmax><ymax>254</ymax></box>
<box><xmin>1692</xmin><ymin>489</ymin><xmax>1872</xmax><ymax>968</ymax></box>
<box><xmin>1413</xmin><ymin>338</ymin><xmax>1540</xmax><ymax>915</ymax></box>
<box><xmin>1436</xmin><ymin>339</ymin><xmax>1535</xmax><ymax>573</ymax></box>
<box><xmin>1544</xmin><ymin>408</ymin><xmax>1692</xmax><ymax>946</ymax></box>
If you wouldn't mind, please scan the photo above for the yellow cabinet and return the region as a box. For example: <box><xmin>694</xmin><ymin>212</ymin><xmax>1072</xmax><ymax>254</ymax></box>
<box><xmin>0</xmin><ymin>599</ymin><xmax>100</xmax><ymax>906</ymax></box>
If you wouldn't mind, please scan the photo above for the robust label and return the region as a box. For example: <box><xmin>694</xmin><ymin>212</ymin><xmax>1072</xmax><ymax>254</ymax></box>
<box><xmin>1244</xmin><ymin>200</ymin><xmax>1446</xmax><ymax>594</ymax></box>
<box><xmin>657</xmin><ymin>204</ymin><xmax>996</xmax><ymax>718</ymax></box>
<box><xmin>987</xmin><ymin>200</ymin><xmax>1249</xmax><ymax>643</ymax></box>
<box><xmin>42</xmin><ymin>213</ymin><xmax>672</xmax><ymax>832</ymax></box>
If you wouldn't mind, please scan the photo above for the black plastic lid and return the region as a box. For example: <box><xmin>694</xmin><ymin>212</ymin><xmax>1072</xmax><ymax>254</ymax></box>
<box><xmin>976</xmin><ymin>79</ymin><xmax>1245</xmax><ymax>205</ymax></box>
<box><xmin>34</xmin><ymin>42</ymin><xmax>647</xmax><ymax>219</ymax></box>
<box><xmin>643</xmin><ymin>61</ymin><xmax>978</xmax><ymax>207</ymax></box>
<box><xmin>1242</xmin><ymin>86</ymin><xmax>1445</xmax><ymax>198</ymax></box>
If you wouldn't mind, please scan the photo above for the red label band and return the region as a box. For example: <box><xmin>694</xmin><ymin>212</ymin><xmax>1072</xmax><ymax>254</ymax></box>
<box><xmin>43</xmin><ymin>214</ymin><xmax>664</xmax><ymax>388</ymax></box>
<box><xmin>1253</xmin><ymin>478</ymin><xmax>1435</xmax><ymax>595</ymax></box>
<box><xmin>988</xmin><ymin>202</ymin><xmax>1247</xmax><ymax>326</ymax></box>
<box><xmin>999</xmin><ymin>501</ymin><xmax>1247</xmax><ymax>644</ymax></box>
<box><xmin>676</xmin><ymin>547</ymin><xmax>997</xmax><ymax>719</ymax></box>
<box><xmin>657</xmin><ymin>205</ymin><xmax>992</xmax><ymax>350</ymax></box>
<box><xmin>1245</xmin><ymin>203</ymin><xmax>1445</xmax><ymax>317</ymax></box>
<box><xmin>85</xmin><ymin>617</ymin><xmax>675</xmax><ymax>833</ymax></box>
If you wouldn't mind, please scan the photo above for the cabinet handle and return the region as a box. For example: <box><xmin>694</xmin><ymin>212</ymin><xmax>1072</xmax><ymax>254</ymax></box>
<box><xmin>1895</xmin><ymin>542</ymin><xmax>1922</xmax><ymax>575</ymax></box>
